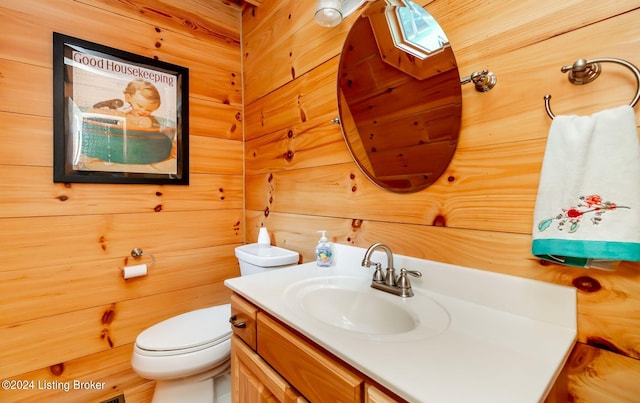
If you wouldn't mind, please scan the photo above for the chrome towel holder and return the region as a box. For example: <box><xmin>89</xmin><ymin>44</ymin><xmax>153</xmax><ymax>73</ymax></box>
<box><xmin>544</xmin><ymin>57</ymin><xmax>640</xmax><ymax>119</ymax></box>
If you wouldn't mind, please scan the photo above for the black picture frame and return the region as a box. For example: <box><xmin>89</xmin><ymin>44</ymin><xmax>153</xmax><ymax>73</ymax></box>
<box><xmin>53</xmin><ymin>33</ymin><xmax>189</xmax><ymax>185</ymax></box>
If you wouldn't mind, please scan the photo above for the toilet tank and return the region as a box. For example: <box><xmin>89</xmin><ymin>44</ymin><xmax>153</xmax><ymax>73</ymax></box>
<box><xmin>234</xmin><ymin>243</ymin><xmax>299</xmax><ymax>276</ymax></box>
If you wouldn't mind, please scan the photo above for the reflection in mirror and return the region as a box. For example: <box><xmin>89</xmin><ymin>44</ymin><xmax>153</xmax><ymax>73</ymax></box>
<box><xmin>392</xmin><ymin>0</ymin><xmax>449</xmax><ymax>59</ymax></box>
<box><xmin>338</xmin><ymin>0</ymin><xmax>462</xmax><ymax>192</ymax></box>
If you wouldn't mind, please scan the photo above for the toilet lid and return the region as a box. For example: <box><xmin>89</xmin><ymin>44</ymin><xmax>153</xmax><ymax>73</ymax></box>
<box><xmin>136</xmin><ymin>304</ymin><xmax>232</xmax><ymax>352</ymax></box>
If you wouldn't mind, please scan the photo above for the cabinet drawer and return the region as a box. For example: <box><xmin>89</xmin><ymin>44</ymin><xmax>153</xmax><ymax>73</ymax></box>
<box><xmin>230</xmin><ymin>293</ymin><xmax>257</xmax><ymax>350</ymax></box>
<box><xmin>257</xmin><ymin>312</ymin><xmax>363</xmax><ymax>402</ymax></box>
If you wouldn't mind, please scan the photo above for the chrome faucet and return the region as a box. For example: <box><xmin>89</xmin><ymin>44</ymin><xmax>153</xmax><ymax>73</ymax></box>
<box><xmin>361</xmin><ymin>243</ymin><xmax>422</xmax><ymax>297</ymax></box>
<box><xmin>361</xmin><ymin>242</ymin><xmax>396</xmax><ymax>285</ymax></box>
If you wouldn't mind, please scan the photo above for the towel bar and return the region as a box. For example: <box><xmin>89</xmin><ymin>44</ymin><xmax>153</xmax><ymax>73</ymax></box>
<box><xmin>544</xmin><ymin>57</ymin><xmax>640</xmax><ymax>119</ymax></box>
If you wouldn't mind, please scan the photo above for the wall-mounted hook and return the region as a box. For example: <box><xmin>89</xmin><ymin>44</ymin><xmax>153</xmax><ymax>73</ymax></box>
<box><xmin>461</xmin><ymin>70</ymin><xmax>497</xmax><ymax>92</ymax></box>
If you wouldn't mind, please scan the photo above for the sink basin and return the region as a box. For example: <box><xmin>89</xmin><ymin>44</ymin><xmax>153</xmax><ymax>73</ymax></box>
<box><xmin>283</xmin><ymin>275</ymin><xmax>450</xmax><ymax>341</ymax></box>
<box><xmin>302</xmin><ymin>286</ymin><xmax>417</xmax><ymax>334</ymax></box>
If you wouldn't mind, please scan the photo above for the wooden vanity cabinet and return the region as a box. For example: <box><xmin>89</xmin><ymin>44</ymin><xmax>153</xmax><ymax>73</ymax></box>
<box><xmin>230</xmin><ymin>293</ymin><xmax>404</xmax><ymax>403</ymax></box>
<box><xmin>231</xmin><ymin>336</ymin><xmax>306</xmax><ymax>402</ymax></box>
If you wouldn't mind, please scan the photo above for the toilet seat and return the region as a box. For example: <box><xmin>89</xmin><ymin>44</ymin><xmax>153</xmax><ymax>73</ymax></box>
<box><xmin>132</xmin><ymin>304</ymin><xmax>233</xmax><ymax>380</ymax></box>
<box><xmin>135</xmin><ymin>304</ymin><xmax>232</xmax><ymax>355</ymax></box>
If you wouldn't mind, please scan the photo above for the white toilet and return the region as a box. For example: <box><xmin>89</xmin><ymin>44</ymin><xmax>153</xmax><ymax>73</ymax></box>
<box><xmin>131</xmin><ymin>243</ymin><xmax>299</xmax><ymax>403</ymax></box>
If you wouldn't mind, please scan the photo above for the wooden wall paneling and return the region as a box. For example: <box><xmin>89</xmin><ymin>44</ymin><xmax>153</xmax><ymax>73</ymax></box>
<box><xmin>0</xmin><ymin>6</ymin><xmax>50</xmax><ymax>67</ymax></box>
<box><xmin>572</xmin><ymin>261</ymin><xmax>640</xmax><ymax>359</ymax></box>
<box><xmin>244</xmin><ymin>210</ymin><xmax>542</xmax><ymax>272</ymax></box>
<box><xmin>122</xmin><ymin>382</ymin><xmax>156</xmax><ymax>403</ymax></box>
<box><xmin>243</xmin><ymin>57</ymin><xmax>353</xmax><ymax>174</ymax></box>
<box><xmin>74</xmin><ymin>0</ymin><xmax>242</xmax><ymax>43</ymax></box>
<box><xmin>245</xmin><ymin>138</ymin><xmax>543</xmax><ymax>234</ymax></box>
<box><xmin>0</xmin><ymin>113</ymin><xmax>51</xmax><ymax>166</ymax></box>
<box><xmin>0</xmin><ymin>244</ymin><xmax>241</xmax><ymax>325</ymax></box>
<box><xmin>247</xmin><ymin>210</ymin><xmax>552</xmax><ymax>280</ymax></box>
<box><xmin>190</xmin><ymin>98</ymin><xmax>243</xmax><ymax>140</ymax></box>
<box><xmin>242</xmin><ymin>0</ymin><xmax>640</xmax><ymax>106</ymax></box>
<box><xmin>246</xmin><ymin>162</ymin><xmax>439</xmax><ymax>225</ymax></box>
<box><xmin>0</xmin><ymin>59</ymin><xmax>51</xmax><ymax>117</ymax></box>
<box><xmin>0</xmin><ymin>282</ymin><xmax>230</xmax><ymax>381</ymax></box>
<box><xmin>244</xmin><ymin>57</ymin><xmax>341</xmax><ymax>140</ymax></box>
<box><xmin>243</xmin><ymin>0</ymin><xmax>264</xmax><ymax>7</ymax></box>
<box><xmin>428</xmin><ymin>0</ymin><xmax>640</xmax><ymax>63</ymax></box>
<box><xmin>242</xmin><ymin>0</ymin><xmax>354</xmax><ymax>103</ymax></box>
<box><xmin>0</xmin><ymin>0</ymin><xmax>241</xmax><ymax>105</ymax></box>
<box><xmin>0</xmin><ymin>0</ymin><xmax>240</xmax><ymax>67</ymax></box>
<box><xmin>241</xmin><ymin>0</ymin><xmax>304</xmax><ymax>103</ymax></box>
<box><xmin>0</xmin><ymin>210</ymin><xmax>243</xmax><ymax>273</ymax></box>
<box><xmin>2</xmin><ymin>344</ymin><xmax>152</xmax><ymax>403</ymax></box>
<box><xmin>240</xmin><ymin>0</ymin><xmax>280</xmax><ymax>37</ymax></box>
<box><xmin>0</xmin><ymin>306</ymin><xmax>126</xmax><ymax>380</ymax></box>
<box><xmin>144</xmin><ymin>175</ymin><xmax>243</xmax><ymax>211</ymax></box>
<box><xmin>567</xmin><ymin>343</ymin><xmax>640</xmax><ymax>402</ymax></box>
<box><xmin>0</xmin><ymin>166</ymin><xmax>242</xmax><ymax>218</ymax></box>
<box><xmin>244</xmin><ymin>120</ymin><xmax>352</xmax><ymax>174</ymax></box>
<box><xmin>455</xmin><ymin>8</ymin><xmax>640</xmax><ymax>150</ymax></box>
<box><xmin>241</xmin><ymin>4</ymin><xmax>640</xmax><ymax>238</ymax></box>
<box><xmin>190</xmin><ymin>136</ymin><xmax>244</xmax><ymax>174</ymax></box>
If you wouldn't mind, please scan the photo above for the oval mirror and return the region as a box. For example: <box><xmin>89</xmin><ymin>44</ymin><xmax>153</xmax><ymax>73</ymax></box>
<box><xmin>337</xmin><ymin>0</ymin><xmax>462</xmax><ymax>193</ymax></box>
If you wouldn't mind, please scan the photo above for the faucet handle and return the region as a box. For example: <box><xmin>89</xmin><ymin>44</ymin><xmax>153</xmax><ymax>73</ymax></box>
<box><xmin>371</xmin><ymin>262</ymin><xmax>385</xmax><ymax>283</ymax></box>
<box><xmin>397</xmin><ymin>268</ymin><xmax>422</xmax><ymax>289</ymax></box>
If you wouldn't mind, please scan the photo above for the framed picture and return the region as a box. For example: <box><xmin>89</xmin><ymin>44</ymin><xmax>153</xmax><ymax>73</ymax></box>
<box><xmin>53</xmin><ymin>33</ymin><xmax>189</xmax><ymax>185</ymax></box>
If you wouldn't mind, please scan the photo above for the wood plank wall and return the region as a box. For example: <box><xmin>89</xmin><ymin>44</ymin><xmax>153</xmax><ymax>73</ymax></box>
<box><xmin>243</xmin><ymin>0</ymin><xmax>640</xmax><ymax>401</ymax></box>
<box><xmin>0</xmin><ymin>1</ymin><xmax>243</xmax><ymax>402</ymax></box>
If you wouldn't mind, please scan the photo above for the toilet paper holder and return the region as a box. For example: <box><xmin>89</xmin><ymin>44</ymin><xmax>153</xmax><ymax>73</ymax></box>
<box><xmin>118</xmin><ymin>248</ymin><xmax>155</xmax><ymax>270</ymax></box>
<box><xmin>119</xmin><ymin>248</ymin><xmax>155</xmax><ymax>279</ymax></box>
<box><xmin>129</xmin><ymin>247</ymin><xmax>155</xmax><ymax>266</ymax></box>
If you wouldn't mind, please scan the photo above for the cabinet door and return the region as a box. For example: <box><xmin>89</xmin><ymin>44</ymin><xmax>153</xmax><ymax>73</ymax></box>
<box><xmin>257</xmin><ymin>313</ymin><xmax>363</xmax><ymax>402</ymax></box>
<box><xmin>365</xmin><ymin>384</ymin><xmax>401</xmax><ymax>402</ymax></box>
<box><xmin>232</xmin><ymin>335</ymin><xmax>306</xmax><ymax>403</ymax></box>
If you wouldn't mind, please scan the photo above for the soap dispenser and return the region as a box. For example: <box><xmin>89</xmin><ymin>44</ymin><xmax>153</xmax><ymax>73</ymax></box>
<box><xmin>315</xmin><ymin>230</ymin><xmax>334</xmax><ymax>267</ymax></box>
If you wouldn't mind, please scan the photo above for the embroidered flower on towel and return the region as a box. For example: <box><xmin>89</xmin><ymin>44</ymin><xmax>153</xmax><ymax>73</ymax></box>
<box><xmin>538</xmin><ymin>194</ymin><xmax>630</xmax><ymax>233</ymax></box>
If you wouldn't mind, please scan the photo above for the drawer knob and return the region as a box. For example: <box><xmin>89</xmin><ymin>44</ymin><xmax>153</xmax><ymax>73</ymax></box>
<box><xmin>229</xmin><ymin>315</ymin><xmax>246</xmax><ymax>328</ymax></box>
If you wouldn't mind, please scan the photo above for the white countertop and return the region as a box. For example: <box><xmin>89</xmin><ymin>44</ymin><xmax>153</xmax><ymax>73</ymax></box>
<box><xmin>225</xmin><ymin>243</ymin><xmax>576</xmax><ymax>402</ymax></box>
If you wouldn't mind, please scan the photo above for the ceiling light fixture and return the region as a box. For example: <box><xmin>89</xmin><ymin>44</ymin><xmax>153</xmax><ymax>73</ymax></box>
<box><xmin>314</xmin><ymin>0</ymin><xmax>370</xmax><ymax>27</ymax></box>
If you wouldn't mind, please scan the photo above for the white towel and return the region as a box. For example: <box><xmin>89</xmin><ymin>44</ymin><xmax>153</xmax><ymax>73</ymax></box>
<box><xmin>532</xmin><ymin>104</ymin><xmax>640</xmax><ymax>269</ymax></box>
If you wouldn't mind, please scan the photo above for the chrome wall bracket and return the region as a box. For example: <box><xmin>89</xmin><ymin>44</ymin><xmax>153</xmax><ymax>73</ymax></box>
<box><xmin>461</xmin><ymin>70</ymin><xmax>497</xmax><ymax>92</ymax></box>
<box><xmin>562</xmin><ymin>59</ymin><xmax>601</xmax><ymax>85</ymax></box>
